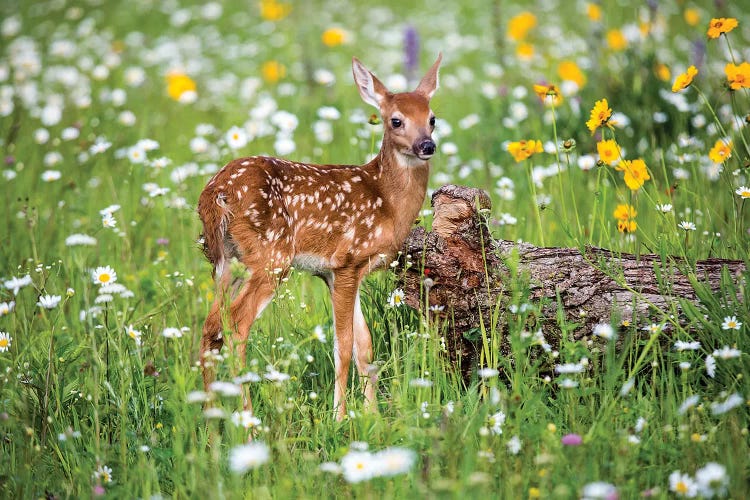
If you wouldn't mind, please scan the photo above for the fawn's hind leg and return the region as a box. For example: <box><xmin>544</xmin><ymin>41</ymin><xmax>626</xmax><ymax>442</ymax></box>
<box><xmin>200</xmin><ymin>269</ymin><xmax>234</xmax><ymax>392</ymax></box>
<box><xmin>200</xmin><ymin>265</ymin><xmax>278</xmax><ymax>411</ymax></box>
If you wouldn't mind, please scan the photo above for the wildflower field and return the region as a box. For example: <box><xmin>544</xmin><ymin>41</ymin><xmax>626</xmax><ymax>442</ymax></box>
<box><xmin>1</xmin><ymin>0</ymin><xmax>749</xmax><ymax>498</ymax></box>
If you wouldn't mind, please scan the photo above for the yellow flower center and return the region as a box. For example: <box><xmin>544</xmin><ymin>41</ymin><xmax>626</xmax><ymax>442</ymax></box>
<box><xmin>99</xmin><ymin>273</ymin><xmax>111</xmax><ymax>283</ymax></box>
<box><xmin>676</xmin><ymin>481</ymin><xmax>688</xmax><ymax>494</ymax></box>
<box><xmin>0</xmin><ymin>339</ymin><xmax>8</xmax><ymax>348</ymax></box>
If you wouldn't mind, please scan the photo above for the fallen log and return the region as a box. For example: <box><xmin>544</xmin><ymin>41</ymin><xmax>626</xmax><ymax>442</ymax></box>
<box><xmin>397</xmin><ymin>185</ymin><xmax>747</xmax><ymax>375</ymax></box>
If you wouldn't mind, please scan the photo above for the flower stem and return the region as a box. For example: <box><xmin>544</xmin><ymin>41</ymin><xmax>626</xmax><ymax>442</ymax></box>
<box><xmin>549</xmin><ymin>103</ymin><xmax>570</xmax><ymax>237</ymax></box>
<box><xmin>527</xmin><ymin>163</ymin><xmax>545</xmax><ymax>246</ymax></box>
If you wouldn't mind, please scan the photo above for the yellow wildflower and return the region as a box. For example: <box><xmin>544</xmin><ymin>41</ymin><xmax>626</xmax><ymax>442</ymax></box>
<box><xmin>165</xmin><ymin>72</ymin><xmax>197</xmax><ymax>102</ymax></box>
<box><xmin>261</xmin><ymin>60</ymin><xmax>286</xmax><ymax>83</ymax></box>
<box><xmin>507</xmin><ymin>140</ymin><xmax>543</xmax><ymax>162</ymax></box>
<box><xmin>708</xmin><ymin>139</ymin><xmax>732</xmax><ymax>163</ymax></box>
<box><xmin>507</xmin><ymin>12</ymin><xmax>537</xmax><ymax>41</ymax></box>
<box><xmin>617</xmin><ymin>219</ymin><xmax>637</xmax><ymax>233</ymax></box>
<box><xmin>672</xmin><ymin>65</ymin><xmax>698</xmax><ymax>92</ymax></box>
<box><xmin>597</xmin><ymin>139</ymin><xmax>621</xmax><ymax>165</ymax></box>
<box><xmin>533</xmin><ymin>83</ymin><xmax>562</xmax><ymax>106</ymax></box>
<box><xmin>259</xmin><ymin>0</ymin><xmax>291</xmax><ymax>21</ymax></box>
<box><xmin>606</xmin><ymin>29</ymin><xmax>628</xmax><ymax>51</ymax></box>
<box><xmin>616</xmin><ymin>158</ymin><xmax>651</xmax><ymax>191</ymax></box>
<box><xmin>725</xmin><ymin>62</ymin><xmax>750</xmax><ymax>90</ymax></box>
<box><xmin>614</xmin><ymin>204</ymin><xmax>637</xmax><ymax>221</ymax></box>
<box><xmin>614</xmin><ymin>204</ymin><xmax>637</xmax><ymax>233</ymax></box>
<box><xmin>655</xmin><ymin>63</ymin><xmax>671</xmax><ymax>82</ymax></box>
<box><xmin>684</xmin><ymin>8</ymin><xmax>700</xmax><ymax>27</ymax></box>
<box><xmin>587</xmin><ymin>3</ymin><xmax>602</xmax><ymax>22</ymax></box>
<box><xmin>707</xmin><ymin>17</ymin><xmax>738</xmax><ymax>39</ymax></box>
<box><xmin>516</xmin><ymin>42</ymin><xmax>535</xmax><ymax>61</ymax></box>
<box><xmin>586</xmin><ymin>98</ymin><xmax>613</xmax><ymax>134</ymax></box>
<box><xmin>321</xmin><ymin>27</ymin><xmax>348</xmax><ymax>47</ymax></box>
<box><xmin>558</xmin><ymin>60</ymin><xmax>586</xmax><ymax>88</ymax></box>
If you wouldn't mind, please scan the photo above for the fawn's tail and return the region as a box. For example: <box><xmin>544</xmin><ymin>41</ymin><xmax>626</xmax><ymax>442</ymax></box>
<box><xmin>197</xmin><ymin>189</ymin><xmax>232</xmax><ymax>279</ymax></box>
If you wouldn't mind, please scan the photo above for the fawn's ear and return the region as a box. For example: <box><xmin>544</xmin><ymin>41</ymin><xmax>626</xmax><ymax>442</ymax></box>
<box><xmin>352</xmin><ymin>57</ymin><xmax>389</xmax><ymax>109</ymax></box>
<box><xmin>414</xmin><ymin>52</ymin><xmax>442</xmax><ymax>99</ymax></box>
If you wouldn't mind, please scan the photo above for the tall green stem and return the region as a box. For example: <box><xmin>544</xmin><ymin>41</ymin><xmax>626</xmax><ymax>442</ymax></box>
<box><xmin>527</xmin><ymin>163</ymin><xmax>545</xmax><ymax>246</ymax></box>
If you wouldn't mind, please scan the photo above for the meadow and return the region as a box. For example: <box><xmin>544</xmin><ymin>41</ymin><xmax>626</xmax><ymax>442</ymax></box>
<box><xmin>1</xmin><ymin>0</ymin><xmax>749</xmax><ymax>498</ymax></box>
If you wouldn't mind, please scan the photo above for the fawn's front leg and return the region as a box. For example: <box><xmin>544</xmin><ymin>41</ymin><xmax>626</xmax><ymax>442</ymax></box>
<box><xmin>331</xmin><ymin>268</ymin><xmax>360</xmax><ymax>421</ymax></box>
<box><xmin>353</xmin><ymin>289</ymin><xmax>377</xmax><ymax>412</ymax></box>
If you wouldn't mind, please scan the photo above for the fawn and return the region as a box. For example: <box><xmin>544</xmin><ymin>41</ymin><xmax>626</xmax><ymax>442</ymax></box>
<box><xmin>197</xmin><ymin>54</ymin><xmax>442</xmax><ymax>421</ymax></box>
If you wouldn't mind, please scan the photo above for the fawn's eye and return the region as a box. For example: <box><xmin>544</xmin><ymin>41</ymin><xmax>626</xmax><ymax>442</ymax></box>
<box><xmin>429</xmin><ymin>116</ymin><xmax>436</xmax><ymax>127</ymax></box>
<box><xmin>391</xmin><ymin>118</ymin><xmax>402</xmax><ymax>128</ymax></box>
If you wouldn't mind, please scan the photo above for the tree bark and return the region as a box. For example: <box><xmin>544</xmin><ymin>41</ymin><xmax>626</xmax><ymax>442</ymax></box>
<box><xmin>397</xmin><ymin>185</ymin><xmax>746</xmax><ymax>375</ymax></box>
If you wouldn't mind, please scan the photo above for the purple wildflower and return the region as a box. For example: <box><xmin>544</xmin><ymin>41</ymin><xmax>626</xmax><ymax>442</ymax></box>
<box><xmin>561</xmin><ymin>433</ymin><xmax>583</xmax><ymax>446</ymax></box>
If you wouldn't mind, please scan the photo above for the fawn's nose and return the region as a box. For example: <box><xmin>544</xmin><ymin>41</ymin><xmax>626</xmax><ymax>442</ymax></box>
<box><xmin>416</xmin><ymin>138</ymin><xmax>436</xmax><ymax>158</ymax></box>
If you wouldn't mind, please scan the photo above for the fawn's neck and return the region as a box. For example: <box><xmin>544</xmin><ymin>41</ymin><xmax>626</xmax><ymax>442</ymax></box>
<box><xmin>370</xmin><ymin>145</ymin><xmax>430</xmax><ymax>246</ymax></box>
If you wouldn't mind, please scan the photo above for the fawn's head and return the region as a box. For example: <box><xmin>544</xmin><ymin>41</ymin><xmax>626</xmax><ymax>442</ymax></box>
<box><xmin>352</xmin><ymin>54</ymin><xmax>442</xmax><ymax>165</ymax></box>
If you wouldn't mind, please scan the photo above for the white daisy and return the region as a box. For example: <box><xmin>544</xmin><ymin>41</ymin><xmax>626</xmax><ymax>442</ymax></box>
<box><xmin>0</xmin><ymin>331</ymin><xmax>11</xmax><ymax>352</ymax></box>
<box><xmin>225</xmin><ymin>126</ymin><xmax>248</xmax><ymax>150</ymax></box>
<box><xmin>713</xmin><ymin>345</ymin><xmax>741</xmax><ymax>359</ymax></box>
<box><xmin>705</xmin><ymin>355</ymin><xmax>716</xmax><ymax>378</ymax></box>
<box><xmin>37</xmin><ymin>294</ymin><xmax>62</xmax><ymax>309</ymax></box>
<box><xmin>93</xmin><ymin>464</ymin><xmax>113</xmax><ymax>484</ymax></box>
<box><xmin>91</xmin><ymin>266</ymin><xmax>117</xmax><ymax>286</ymax></box>
<box><xmin>264</xmin><ymin>367</ymin><xmax>290</xmax><ymax>382</ymax></box>
<box><xmin>678</xmin><ymin>395</ymin><xmax>700</xmax><ymax>415</ymax></box>
<box><xmin>127</xmin><ymin>145</ymin><xmax>146</xmax><ymax>164</ymax></box>
<box><xmin>41</xmin><ymin>170</ymin><xmax>61</xmax><ymax>182</ymax></box>
<box><xmin>372</xmin><ymin>447</ymin><xmax>416</xmax><ymax>477</ymax></box>
<box><xmin>65</xmin><ymin>233</ymin><xmax>97</xmax><ymax>246</ymax></box>
<box><xmin>101</xmin><ymin>213</ymin><xmax>117</xmax><ymax>228</ymax></box>
<box><xmin>695</xmin><ymin>462</ymin><xmax>729</xmax><ymax>498</ymax></box>
<box><xmin>487</xmin><ymin>410</ymin><xmax>506</xmax><ymax>435</ymax></box>
<box><xmin>592</xmin><ymin>323</ymin><xmax>615</xmax><ymax>340</ymax></box>
<box><xmin>340</xmin><ymin>450</ymin><xmax>377</xmax><ymax>483</ymax></box>
<box><xmin>313</xmin><ymin>325</ymin><xmax>326</xmax><ymax>343</ymax></box>
<box><xmin>388</xmin><ymin>288</ymin><xmax>405</xmax><ymax>308</ymax></box>
<box><xmin>674</xmin><ymin>340</ymin><xmax>701</xmax><ymax>351</ymax></box>
<box><xmin>231</xmin><ymin>410</ymin><xmax>261</xmax><ymax>429</ymax></box>
<box><xmin>228</xmin><ymin>442</ymin><xmax>270</xmax><ymax>474</ymax></box>
<box><xmin>669</xmin><ymin>470</ymin><xmax>698</xmax><ymax>497</ymax></box>
<box><xmin>721</xmin><ymin>315</ymin><xmax>741</xmax><ymax>331</ymax></box>
<box><xmin>208</xmin><ymin>380</ymin><xmax>242</xmax><ymax>397</ymax></box>
<box><xmin>0</xmin><ymin>301</ymin><xmax>14</xmax><ymax>316</ymax></box>
<box><xmin>506</xmin><ymin>435</ymin><xmax>522</xmax><ymax>455</ymax></box>
<box><xmin>125</xmin><ymin>325</ymin><xmax>142</xmax><ymax>346</ymax></box>
<box><xmin>161</xmin><ymin>327</ymin><xmax>183</xmax><ymax>338</ymax></box>
<box><xmin>656</xmin><ymin>203</ymin><xmax>673</xmax><ymax>213</ymax></box>
<box><xmin>477</xmin><ymin>367</ymin><xmax>499</xmax><ymax>379</ymax></box>
<box><xmin>581</xmin><ymin>482</ymin><xmax>618</xmax><ymax>500</ymax></box>
<box><xmin>3</xmin><ymin>275</ymin><xmax>32</xmax><ymax>295</ymax></box>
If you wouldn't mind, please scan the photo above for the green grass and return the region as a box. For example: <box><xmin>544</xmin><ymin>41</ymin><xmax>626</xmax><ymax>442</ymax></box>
<box><xmin>1</xmin><ymin>0</ymin><xmax>749</xmax><ymax>498</ymax></box>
